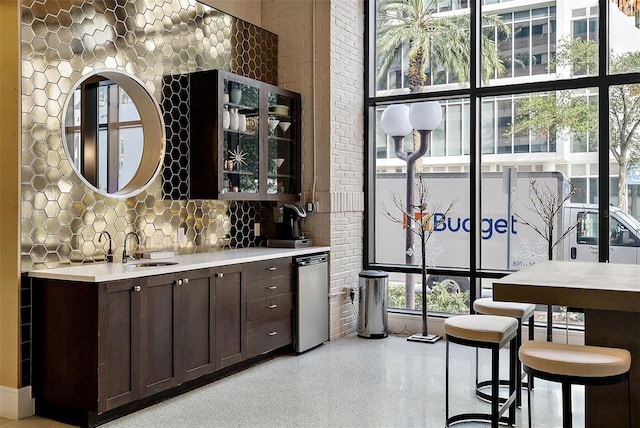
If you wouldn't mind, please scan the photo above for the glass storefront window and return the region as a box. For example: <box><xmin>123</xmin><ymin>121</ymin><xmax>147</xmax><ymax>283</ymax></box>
<box><xmin>375</xmin><ymin>99</ymin><xmax>470</xmax><ymax>313</ymax></box>
<box><xmin>369</xmin><ymin>1</ymin><xmax>640</xmax><ymax>325</ymax></box>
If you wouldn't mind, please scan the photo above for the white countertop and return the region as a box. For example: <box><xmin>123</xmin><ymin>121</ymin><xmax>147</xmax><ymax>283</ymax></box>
<box><xmin>28</xmin><ymin>246</ymin><xmax>330</xmax><ymax>282</ymax></box>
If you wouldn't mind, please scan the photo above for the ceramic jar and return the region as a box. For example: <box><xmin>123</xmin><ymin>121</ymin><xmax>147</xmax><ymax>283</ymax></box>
<box><xmin>230</xmin><ymin>87</ymin><xmax>242</xmax><ymax>105</ymax></box>
<box><xmin>222</xmin><ymin>107</ymin><xmax>230</xmax><ymax>129</ymax></box>
<box><xmin>238</xmin><ymin>114</ymin><xmax>247</xmax><ymax>132</ymax></box>
<box><xmin>229</xmin><ymin>108</ymin><xmax>239</xmax><ymax>131</ymax></box>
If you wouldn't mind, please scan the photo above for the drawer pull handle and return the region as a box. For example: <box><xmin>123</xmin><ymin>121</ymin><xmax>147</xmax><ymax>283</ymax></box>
<box><xmin>267</xmin><ymin>331</ymin><xmax>277</xmax><ymax>336</ymax></box>
<box><xmin>267</xmin><ymin>285</ymin><xmax>277</xmax><ymax>290</ymax></box>
<box><xmin>133</xmin><ymin>285</ymin><xmax>141</xmax><ymax>292</ymax></box>
<box><xmin>175</xmin><ymin>279</ymin><xmax>183</xmax><ymax>286</ymax></box>
<box><xmin>183</xmin><ymin>278</ymin><xmax>189</xmax><ymax>284</ymax></box>
<box><xmin>215</xmin><ymin>272</ymin><xmax>224</xmax><ymax>278</ymax></box>
<box><xmin>267</xmin><ymin>267</ymin><xmax>277</xmax><ymax>271</ymax></box>
<box><xmin>267</xmin><ymin>304</ymin><xmax>278</xmax><ymax>309</ymax></box>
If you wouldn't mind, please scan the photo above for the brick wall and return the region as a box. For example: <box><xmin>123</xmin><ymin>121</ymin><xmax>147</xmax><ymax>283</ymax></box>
<box><xmin>262</xmin><ymin>0</ymin><xmax>364</xmax><ymax>339</ymax></box>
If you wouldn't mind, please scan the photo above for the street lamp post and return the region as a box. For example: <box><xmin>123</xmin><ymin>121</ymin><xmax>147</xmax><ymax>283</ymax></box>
<box><xmin>380</xmin><ymin>101</ymin><xmax>442</xmax><ymax>343</ymax></box>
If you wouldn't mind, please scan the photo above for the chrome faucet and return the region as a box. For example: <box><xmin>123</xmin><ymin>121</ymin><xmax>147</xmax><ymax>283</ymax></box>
<box><xmin>122</xmin><ymin>232</ymin><xmax>140</xmax><ymax>263</ymax></box>
<box><xmin>98</xmin><ymin>231</ymin><xmax>114</xmax><ymax>263</ymax></box>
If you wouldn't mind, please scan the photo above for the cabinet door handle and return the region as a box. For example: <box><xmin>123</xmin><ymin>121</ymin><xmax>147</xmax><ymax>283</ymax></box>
<box><xmin>266</xmin><ymin>267</ymin><xmax>277</xmax><ymax>271</ymax></box>
<box><xmin>267</xmin><ymin>285</ymin><xmax>277</xmax><ymax>290</ymax></box>
<box><xmin>215</xmin><ymin>272</ymin><xmax>224</xmax><ymax>278</ymax></box>
<box><xmin>175</xmin><ymin>279</ymin><xmax>183</xmax><ymax>286</ymax></box>
<box><xmin>133</xmin><ymin>285</ymin><xmax>141</xmax><ymax>292</ymax></box>
<box><xmin>267</xmin><ymin>331</ymin><xmax>277</xmax><ymax>336</ymax></box>
<box><xmin>183</xmin><ymin>278</ymin><xmax>189</xmax><ymax>284</ymax></box>
<box><xmin>267</xmin><ymin>304</ymin><xmax>278</xmax><ymax>309</ymax></box>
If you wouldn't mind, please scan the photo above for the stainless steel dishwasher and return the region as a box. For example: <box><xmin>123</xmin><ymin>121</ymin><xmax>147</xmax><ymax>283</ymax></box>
<box><xmin>294</xmin><ymin>253</ymin><xmax>329</xmax><ymax>352</ymax></box>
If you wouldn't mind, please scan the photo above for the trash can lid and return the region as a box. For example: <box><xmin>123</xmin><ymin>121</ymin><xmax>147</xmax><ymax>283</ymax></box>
<box><xmin>359</xmin><ymin>270</ymin><xmax>388</xmax><ymax>279</ymax></box>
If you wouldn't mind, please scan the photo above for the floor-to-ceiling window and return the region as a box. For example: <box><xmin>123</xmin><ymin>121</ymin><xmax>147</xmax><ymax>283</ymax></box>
<box><xmin>366</xmin><ymin>0</ymin><xmax>640</xmax><ymax>329</ymax></box>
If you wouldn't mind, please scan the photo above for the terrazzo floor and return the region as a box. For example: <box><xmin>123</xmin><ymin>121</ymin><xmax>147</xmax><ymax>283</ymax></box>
<box><xmin>2</xmin><ymin>333</ymin><xmax>583</xmax><ymax>428</ymax></box>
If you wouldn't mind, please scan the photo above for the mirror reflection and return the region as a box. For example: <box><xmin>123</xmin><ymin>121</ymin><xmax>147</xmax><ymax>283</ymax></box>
<box><xmin>62</xmin><ymin>70</ymin><xmax>165</xmax><ymax>197</ymax></box>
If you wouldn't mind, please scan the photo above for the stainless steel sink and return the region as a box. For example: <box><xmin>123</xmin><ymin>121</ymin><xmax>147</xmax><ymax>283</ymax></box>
<box><xmin>127</xmin><ymin>261</ymin><xmax>179</xmax><ymax>267</ymax></box>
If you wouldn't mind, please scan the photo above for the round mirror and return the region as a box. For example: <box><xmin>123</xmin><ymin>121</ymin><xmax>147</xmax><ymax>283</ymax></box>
<box><xmin>62</xmin><ymin>70</ymin><xmax>165</xmax><ymax>198</ymax></box>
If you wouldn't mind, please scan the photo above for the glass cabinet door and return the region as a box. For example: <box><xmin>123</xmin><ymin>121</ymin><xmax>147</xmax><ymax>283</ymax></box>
<box><xmin>188</xmin><ymin>69</ymin><xmax>300</xmax><ymax>201</ymax></box>
<box><xmin>266</xmin><ymin>87</ymin><xmax>298</xmax><ymax>195</ymax></box>
<box><xmin>222</xmin><ymin>78</ymin><xmax>260</xmax><ymax>195</ymax></box>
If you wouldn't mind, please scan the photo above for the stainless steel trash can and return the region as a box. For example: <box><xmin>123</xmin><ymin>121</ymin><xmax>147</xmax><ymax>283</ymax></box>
<box><xmin>358</xmin><ymin>270</ymin><xmax>388</xmax><ymax>338</ymax></box>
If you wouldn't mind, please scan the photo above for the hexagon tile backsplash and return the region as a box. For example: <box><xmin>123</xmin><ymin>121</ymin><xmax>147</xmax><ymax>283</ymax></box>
<box><xmin>20</xmin><ymin>0</ymin><xmax>278</xmax><ymax>271</ymax></box>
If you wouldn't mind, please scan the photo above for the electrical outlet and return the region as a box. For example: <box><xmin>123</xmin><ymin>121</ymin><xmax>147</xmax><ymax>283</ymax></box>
<box><xmin>306</xmin><ymin>201</ymin><xmax>317</xmax><ymax>213</ymax></box>
<box><xmin>177</xmin><ymin>227</ymin><xmax>185</xmax><ymax>243</ymax></box>
<box><xmin>343</xmin><ymin>286</ymin><xmax>356</xmax><ymax>302</ymax></box>
<box><xmin>254</xmin><ymin>222</ymin><xmax>261</xmax><ymax>236</ymax></box>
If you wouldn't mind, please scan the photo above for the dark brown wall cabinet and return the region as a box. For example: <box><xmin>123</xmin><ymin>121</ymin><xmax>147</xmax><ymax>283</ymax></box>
<box><xmin>190</xmin><ymin>70</ymin><xmax>301</xmax><ymax>201</ymax></box>
<box><xmin>32</xmin><ymin>259</ymin><xmax>293</xmax><ymax>426</ymax></box>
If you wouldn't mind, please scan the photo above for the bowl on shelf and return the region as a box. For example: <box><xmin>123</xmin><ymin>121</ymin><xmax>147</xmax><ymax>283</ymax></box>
<box><xmin>278</xmin><ymin>121</ymin><xmax>291</xmax><ymax>133</ymax></box>
<box><xmin>268</xmin><ymin>117</ymin><xmax>280</xmax><ymax>131</ymax></box>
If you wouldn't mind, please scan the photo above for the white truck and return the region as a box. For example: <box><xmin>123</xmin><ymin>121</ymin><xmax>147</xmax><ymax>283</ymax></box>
<box><xmin>375</xmin><ymin>171</ymin><xmax>640</xmax><ymax>293</ymax></box>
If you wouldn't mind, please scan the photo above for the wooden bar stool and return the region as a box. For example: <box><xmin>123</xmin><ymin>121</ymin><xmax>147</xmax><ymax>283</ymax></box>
<box><xmin>519</xmin><ymin>341</ymin><xmax>631</xmax><ymax>428</ymax></box>
<box><xmin>474</xmin><ymin>297</ymin><xmax>535</xmax><ymax>406</ymax></box>
<box><xmin>445</xmin><ymin>314</ymin><xmax>518</xmax><ymax>428</ymax></box>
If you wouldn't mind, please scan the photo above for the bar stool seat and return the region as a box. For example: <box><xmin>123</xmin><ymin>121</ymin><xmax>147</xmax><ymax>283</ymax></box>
<box><xmin>445</xmin><ymin>314</ymin><xmax>518</xmax><ymax>428</ymax></box>
<box><xmin>474</xmin><ymin>298</ymin><xmax>535</xmax><ymax>320</ymax></box>
<box><xmin>474</xmin><ymin>298</ymin><xmax>535</xmax><ymax>406</ymax></box>
<box><xmin>519</xmin><ymin>341</ymin><xmax>631</xmax><ymax>428</ymax></box>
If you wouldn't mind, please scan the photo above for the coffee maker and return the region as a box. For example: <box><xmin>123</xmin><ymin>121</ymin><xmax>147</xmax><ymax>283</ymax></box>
<box><xmin>268</xmin><ymin>204</ymin><xmax>311</xmax><ymax>247</ymax></box>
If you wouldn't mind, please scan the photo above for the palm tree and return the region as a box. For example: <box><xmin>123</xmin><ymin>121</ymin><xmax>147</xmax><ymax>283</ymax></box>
<box><xmin>376</xmin><ymin>0</ymin><xmax>510</xmax><ymax>91</ymax></box>
<box><xmin>376</xmin><ymin>0</ymin><xmax>509</xmax><ymax>309</ymax></box>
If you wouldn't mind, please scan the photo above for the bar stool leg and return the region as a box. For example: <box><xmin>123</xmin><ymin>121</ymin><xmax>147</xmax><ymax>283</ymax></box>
<box><xmin>475</xmin><ymin>347</ymin><xmax>480</xmax><ymax>389</ymax></box>
<box><xmin>445</xmin><ymin>340</ymin><xmax>450</xmax><ymax>426</ymax></box>
<box><xmin>509</xmin><ymin>336</ymin><xmax>517</xmax><ymax>425</ymax></box>
<box><xmin>526</xmin><ymin>373</ymin><xmax>532</xmax><ymax>428</ymax></box>
<box><xmin>491</xmin><ymin>347</ymin><xmax>499</xmax><ymax>428</ymax></box>
<box><xmin>515</xmin><ymin>318</ymin><xmax>523</xmax><ymax>406</ymax></box>
<box><xmin>527</xmin><ymin>316</ymin><xmax>534</xmax><ymax>391</ymax></box>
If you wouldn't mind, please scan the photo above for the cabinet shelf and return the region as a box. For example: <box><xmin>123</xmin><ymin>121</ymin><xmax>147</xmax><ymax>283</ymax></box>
<box><xmin>225</xmin><ymin>102</ymin><xmax>258</xmax><ymax>114</ymax></box>
<box><xmin>224</xmin><ymin>170</ymin><xmax>255</xmax><ymax>176</ymax></box>
<box><xmin>224</xmin><ymin>129</ymin><xmax>257</xmax><ymax>137</ymax></box>
<box><xmin>268</xmin><ymin>173</ymin><xmax>294</xmax><ymax>179</ymax></box>
<box><xmin>268</xmin><ymin>136</ymin><xmax>294</xmax><ymax>143</ymax></box>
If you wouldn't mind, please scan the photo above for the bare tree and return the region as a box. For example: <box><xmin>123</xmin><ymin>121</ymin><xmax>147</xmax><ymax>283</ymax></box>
<box><xmin>513</xmin><ymin>178</ymin><xmax>580</xmax><ymax>341</ymax></box>
<box><xmin>383</xmin><ymin>173</ymin><xmax>456</xmax><ymax>342</ymax></box>
<box><xmin>514</xmin><ymin>179</ymin><xmax>579</xmax><ymax>261</ymax></box>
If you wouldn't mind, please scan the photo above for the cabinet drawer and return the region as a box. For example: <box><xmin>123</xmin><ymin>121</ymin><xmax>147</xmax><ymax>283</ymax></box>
<box><xmin>247</xmin><ymin>312</ymin><xmax>292</xmax><ymax>358</ymax></box>
<box><xmin>247</xmin><ymin>292</ymin><xmax>293</xmax><ymax>321</ymax></box>
<box><xmin>247</xmin><ymin>275</ymin><xmax>292</xmax><ymax>301</ymax></box>
<box><xmin>244</xmin><ymin>258</ymin><xmax>292</xmax><ymax>281</ymax></box>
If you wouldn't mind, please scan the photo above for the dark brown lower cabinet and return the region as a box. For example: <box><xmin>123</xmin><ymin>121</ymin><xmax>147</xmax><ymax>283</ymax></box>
<box><xmin>99</xmin><ymin>279</ymin><xmax>141</xmax><ymax>412</ymax></box>
<box><xmin>213</xmin><ymin>265</ymin><xmax>246</xmax><ymax>370</ymax></box>
<box><xmin>138</xmin><ymin>268</ymin><xmax>217</xmax><ymax>396</ymax></box>
<box><xmin>31</xmin><ymin>259</ymin><xmax>294</xmax><ymax>427</ymax></box>
<box><xmin>246</xmin><ymin>257</ymin><xmax>293</xmax><ymax>358</ymax></box>
<box><xmin>139</xmin><ymin>273</ymin><xmax>180</xmax><ymax>397</ymax></box>
<box><xmin>180</xmin><ymin>269</ymin><xmax>216</xmax><ymax>381</ymax></box>
<box><xmin>247</xmin><ymin>311</ymin><xmax>293</xmax><ymax>358</ymax></box>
